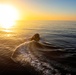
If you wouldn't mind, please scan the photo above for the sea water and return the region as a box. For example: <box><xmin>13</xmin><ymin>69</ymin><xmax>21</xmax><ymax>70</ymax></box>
<box><xmin>0</xmin><ymin>20</ymin><xmax>76</xmax><ymax>75</ymax></box>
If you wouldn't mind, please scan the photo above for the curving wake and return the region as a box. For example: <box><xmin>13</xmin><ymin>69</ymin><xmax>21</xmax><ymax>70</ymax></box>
<box><xmin>11</xmin><ymin>34</ymin><xmax>76</xmax><ymax>75</ymax></box>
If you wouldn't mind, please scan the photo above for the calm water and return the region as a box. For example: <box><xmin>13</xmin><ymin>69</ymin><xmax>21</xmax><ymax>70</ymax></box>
<box><xmin>0</xmin><ymin>20</ymin><xmax>76</xmax><ymax>75</ymax></box>
<box><xmin>0</xmin><ymin>20</ymin><xmax>76</xmax><ymax>48</ymax></box>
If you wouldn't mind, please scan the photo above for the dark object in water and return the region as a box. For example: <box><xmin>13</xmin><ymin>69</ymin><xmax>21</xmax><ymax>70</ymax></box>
<box><xmin>30</xmin><ymin>33</ymin><xmax>40</xmax><ymax>41</ymax></box>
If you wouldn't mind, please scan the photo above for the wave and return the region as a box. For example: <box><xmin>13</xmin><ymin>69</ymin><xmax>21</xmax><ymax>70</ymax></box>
<box><xmin>11</xmin><ymin>40</ymin><xmax>76</xmax><ymax>75</ymax></box>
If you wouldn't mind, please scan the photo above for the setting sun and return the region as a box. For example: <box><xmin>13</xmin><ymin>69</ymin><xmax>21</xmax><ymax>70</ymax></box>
<box><xmin>0</xmin><ymin>4</ymin><xmax>19</xmax><ymax>29</ymax></box>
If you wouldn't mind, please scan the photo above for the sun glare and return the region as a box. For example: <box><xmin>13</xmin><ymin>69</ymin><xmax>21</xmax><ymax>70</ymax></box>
<box><xmin>0</xmin><ymin>4</ymin><xmax>19</xmax><ymax>29</ymax></box>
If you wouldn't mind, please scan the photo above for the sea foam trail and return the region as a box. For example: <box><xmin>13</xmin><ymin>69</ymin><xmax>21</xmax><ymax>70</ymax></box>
<box><xmin>11</xmin><ymin>40</ymin><xmax>76</xmax><ymax>75</ymax></box>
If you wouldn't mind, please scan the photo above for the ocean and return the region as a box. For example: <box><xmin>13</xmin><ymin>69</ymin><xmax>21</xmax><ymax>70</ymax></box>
<box><xmin>0</xmin><ymin>20</ymin><xmax>76</xmax><ymax>75</ymax></box>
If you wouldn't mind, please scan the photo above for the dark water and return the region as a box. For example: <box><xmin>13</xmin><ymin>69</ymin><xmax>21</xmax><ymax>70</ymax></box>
<box><xmin>0</xmin><ymin>20</ymin><xmax>76</xmax><ymax>75</ymax></box>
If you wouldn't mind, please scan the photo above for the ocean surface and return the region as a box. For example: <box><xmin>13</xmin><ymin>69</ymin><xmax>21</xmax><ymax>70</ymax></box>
<box><xmin>0</xmin><ymin>20</ymin><xmax>76</xmax><ymax>75</ymax></box>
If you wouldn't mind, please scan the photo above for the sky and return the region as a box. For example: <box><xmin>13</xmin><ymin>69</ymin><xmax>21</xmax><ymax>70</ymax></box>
<box><xmin>0</xmin><ymin>0</ymin><xmax>76</xmax><ymax>20</ymax></box>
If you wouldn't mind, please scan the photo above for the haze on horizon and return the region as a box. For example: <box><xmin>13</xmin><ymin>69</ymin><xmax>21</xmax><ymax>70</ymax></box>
<box><xmin>0</xmin><ymin>0</ymin><xmax>76</xmax><ymax>21</ymax></box>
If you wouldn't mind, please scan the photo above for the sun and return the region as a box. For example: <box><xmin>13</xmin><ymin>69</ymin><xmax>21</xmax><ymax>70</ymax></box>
<box><xmin>0</xmin><ymin>4</ymin><xmax>19</xmax><ymax>29</ymax></box>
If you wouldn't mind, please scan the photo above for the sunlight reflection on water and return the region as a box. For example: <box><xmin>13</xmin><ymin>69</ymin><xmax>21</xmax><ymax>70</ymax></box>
<box><xmin>3</xmin><ymin>29</ymin><xmax>11</xmax><ymax>32</ymax></box>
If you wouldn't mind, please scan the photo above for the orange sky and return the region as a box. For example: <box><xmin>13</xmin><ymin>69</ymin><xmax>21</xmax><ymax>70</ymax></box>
<box><xmin>0</xmin><ymin>0</ymin><xmax>76</xmax><ymax>21</ymax></box>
